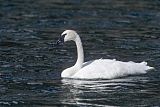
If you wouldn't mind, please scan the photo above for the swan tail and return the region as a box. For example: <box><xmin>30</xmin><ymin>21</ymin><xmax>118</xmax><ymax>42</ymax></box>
<box><xmin>147</xmin><ymin>66</ymin><xmax>154</xmax><ymax>71</ymax></box>
<box><xmin>140</xmin><ymin>61</ymin><xmax>154</xmax><ymax>71</ymax></box>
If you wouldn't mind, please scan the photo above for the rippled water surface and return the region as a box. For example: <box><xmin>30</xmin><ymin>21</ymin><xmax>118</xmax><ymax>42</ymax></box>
<box><xmin>0</xmin><ymin>0</ymin><xmax>160</xmax><ymax>106</ymax></box>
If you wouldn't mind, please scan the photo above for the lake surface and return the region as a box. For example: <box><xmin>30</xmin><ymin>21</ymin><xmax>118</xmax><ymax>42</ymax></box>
<box><xmin>0</xmin><ymin>0</ymin><xmax>160</xmax><ymax>106</ymax></box>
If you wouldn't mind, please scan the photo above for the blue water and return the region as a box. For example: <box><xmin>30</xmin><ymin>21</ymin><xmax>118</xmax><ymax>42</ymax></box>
<box><xmin>0</xmin><ymin>0</ymin><xmax>160</xmax><ymax>106</ymax></box>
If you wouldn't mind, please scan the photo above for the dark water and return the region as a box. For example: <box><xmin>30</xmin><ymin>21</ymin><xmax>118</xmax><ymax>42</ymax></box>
<box><xmin>0</xmin><ymin>0</ymin><xmax>160</xmax><ymax>106</ymax></box>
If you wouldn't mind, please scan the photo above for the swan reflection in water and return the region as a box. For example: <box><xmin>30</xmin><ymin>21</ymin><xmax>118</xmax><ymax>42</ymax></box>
<box><xmin>60</xmin><ymin>77</ymin><xmax>151</xmax><ymax>106</ymax></box>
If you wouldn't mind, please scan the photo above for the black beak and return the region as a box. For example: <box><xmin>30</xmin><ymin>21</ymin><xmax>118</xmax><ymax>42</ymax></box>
<box><xmin>56</xmin><ymin>33</ymin><xmax>66</xmax><ymax>46</ymax></box>
<box><xmin>56</xmin><ymin>37</ymin><xmax>64</xmax><ymax>45</ymax></box>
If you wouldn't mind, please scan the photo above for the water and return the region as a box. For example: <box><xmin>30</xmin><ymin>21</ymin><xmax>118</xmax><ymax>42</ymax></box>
<box><xmin>0</xmin><ymin>0</ymin><xmax>160</xmax><ymax>106</ymax></box>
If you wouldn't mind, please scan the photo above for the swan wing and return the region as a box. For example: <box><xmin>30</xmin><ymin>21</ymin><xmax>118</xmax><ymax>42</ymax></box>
<box><xmin>72</xmin><ymin>59</ymin><xmax>153</xmax><ymax>79</ymax></box>
<box><xmin>82</xmin><ymin>60</ymin><xmax>95</xmax><ymax>67</ymax></box>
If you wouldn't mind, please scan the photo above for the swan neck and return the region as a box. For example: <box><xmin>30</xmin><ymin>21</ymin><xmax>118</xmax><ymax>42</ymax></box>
<box><xmin>75</xmin><ymin>35</ymin><xmax>84</xmax><ymax>69</ymax></box>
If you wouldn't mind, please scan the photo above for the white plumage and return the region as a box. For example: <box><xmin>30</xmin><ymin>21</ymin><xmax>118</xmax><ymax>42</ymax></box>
<box><xmin>57</xmin><ymin>30</ymin><xmax>154</xmax><ymax>79</ymax></box>
<box><xmin>73</xmin><ymin>59</ymin><xmax>153</xmax><ymax>79</ymax></box>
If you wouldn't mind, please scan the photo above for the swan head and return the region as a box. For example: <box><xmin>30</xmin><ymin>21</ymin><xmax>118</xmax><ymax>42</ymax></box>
<box><xmin>56</xmin><ymin>30</ymin><xmax>78</xmax><ymax>45</ymax></box>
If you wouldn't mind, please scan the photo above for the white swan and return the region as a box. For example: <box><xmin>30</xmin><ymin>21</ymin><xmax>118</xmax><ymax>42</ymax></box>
<box><xmin>56</xmin><ymin>30</ymin><xmax>154</xmax><ymax>79</ymax></box>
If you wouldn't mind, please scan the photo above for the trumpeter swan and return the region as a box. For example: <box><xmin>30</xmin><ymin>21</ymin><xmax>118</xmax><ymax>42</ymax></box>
<box><xmin>56</xmin><ymin>30</ymin><xmax>154</xmax><ymax>79</ymax></box>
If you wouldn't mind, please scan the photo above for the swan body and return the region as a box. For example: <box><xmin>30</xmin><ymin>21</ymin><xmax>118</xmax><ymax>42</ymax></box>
<box><xmin>57</xmin><ymin>30</ymin><xmax>154</xmax><ymax>79</ymax></box>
